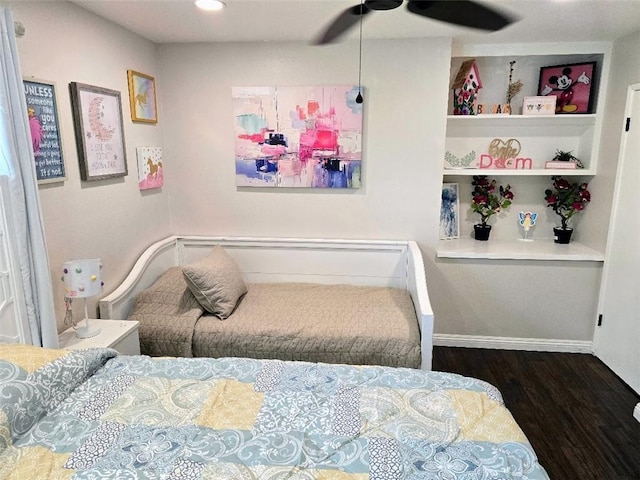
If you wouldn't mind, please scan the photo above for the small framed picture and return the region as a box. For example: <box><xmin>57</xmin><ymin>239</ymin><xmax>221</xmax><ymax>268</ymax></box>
<box><xmin>538</xmin><ymin>62</ymin><xmax>596</xmax><ymax>114</ymax></box>
<box><xmin>523</xmin><ymin>96</ymin><xmax>556</xmax><ymax>115</ymax></box>
<box><xmin>127</xmin><ymin>70</ymin><xmax>158</xmax><ymax>124</ymax></box>
<box><xmin>23</xmin><ymin>78</ymin><xmax>67</xmax><ymax>183</ymax></box>
<box><xmin>440</xmin><ymin>183</ymin><xmax>460</xmax><ymax>240</ymax></box>
<box><xmin>69</xmin><ymin>82</ymin><xmax>128</xmax><ymax>181</ymax></box>
<box><xmin>136</xmin><ymin>146</ymin><xmax>163</xmax><ymax>190</ymax></box>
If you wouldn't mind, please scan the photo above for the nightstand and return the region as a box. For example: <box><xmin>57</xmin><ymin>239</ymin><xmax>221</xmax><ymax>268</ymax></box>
<box><xmin>59</xmin><ymin>319</ymin><xmax>140</xmax><ymax>355</ymax></box>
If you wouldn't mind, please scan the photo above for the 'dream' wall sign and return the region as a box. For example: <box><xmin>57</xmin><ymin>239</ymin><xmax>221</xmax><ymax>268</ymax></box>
<box><xmin>479</xmin><ymin>138</ymin><xmax>532</xmax><ymax>170</ymax></box>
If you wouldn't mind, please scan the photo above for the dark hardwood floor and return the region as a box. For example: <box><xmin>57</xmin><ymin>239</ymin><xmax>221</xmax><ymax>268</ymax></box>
<box><xmin>432</xmin><ymin>347</ymin><xmax>640</xmax><ymax>480</ymax></box>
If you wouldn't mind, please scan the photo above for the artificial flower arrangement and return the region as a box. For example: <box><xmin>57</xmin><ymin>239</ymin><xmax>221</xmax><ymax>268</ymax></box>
<box><xmin>470</xmin><ymin>175</ymin><xmax>514</xmax><ymax>240</ymax></box>
<box><xmin>471</xmin><ymin>175</ymin><xmax>515</xmax><ymax>225</ymax></box>
<box><xmin>544</xmin><ymin>176</ymin><xmax>591</xmax><ymax>231</ymax></box>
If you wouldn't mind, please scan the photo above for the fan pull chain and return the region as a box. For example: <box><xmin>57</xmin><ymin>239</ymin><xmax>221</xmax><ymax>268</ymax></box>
<box><xmin>356</xmin><ymin>0</ymin><xmax>363</xmax><ymax>104</ymax></box>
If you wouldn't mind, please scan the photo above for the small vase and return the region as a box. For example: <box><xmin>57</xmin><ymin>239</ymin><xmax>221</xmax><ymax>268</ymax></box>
<box><xmin>474</xmin><ymin>224</ymin><xmax>492</xmax><ymax>241</ymax></box>
<box><xmin>553</xmin><ymin>227</ymin><xmax>573</xmax><ymax>244</ymax></box>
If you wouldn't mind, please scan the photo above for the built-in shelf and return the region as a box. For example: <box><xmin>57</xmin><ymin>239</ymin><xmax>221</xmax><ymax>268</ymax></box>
<box><xmin>445</xmin><ymin>112</ymin><xmax>597</xmax><ymax>175</ymax></box>
<box><xmin>443</xmin><ymin>168</ymin><xmax>594</xmax><ymax>176</ymax></box>
<box><xmin>446</xmin><ymin>113</ymin><xmax>597</xmax><ymax>127</ymax></box>
<box><xmin>437</xmin><ymin>237</ymin><xmax>604</xmax><ymax>261</ymax></box>
<box><xmin>442</xmin><ymin>53</ymin><xmax>606</xmax><ymax>261</ymax></box>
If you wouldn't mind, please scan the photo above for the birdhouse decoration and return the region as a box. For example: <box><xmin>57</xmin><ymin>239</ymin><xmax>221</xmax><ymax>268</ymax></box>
<box><xmin>452</xmin><ymin>59</ymin><xmax>483</xmax><ymax>115</ymax></box>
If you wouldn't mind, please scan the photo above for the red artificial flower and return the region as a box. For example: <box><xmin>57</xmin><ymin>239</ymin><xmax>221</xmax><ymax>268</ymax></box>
<box><xmin>473</xmin><ymin>194</ymin><xmax>488</xmax><ymax>205</ymax></box>
<box><xmin>471</xmin><ymin>175</ymin><xmax>514</xmax><ymax>225</ymax></box>
<box><xmin>545</xmin><ymin>176</ymin><xmax>591</xmax><ymax>229</ymax></box>
<box><xmin>473</xmin><ymin>177</ymin><xmax>489</xmax><ymax>187</ymax></box>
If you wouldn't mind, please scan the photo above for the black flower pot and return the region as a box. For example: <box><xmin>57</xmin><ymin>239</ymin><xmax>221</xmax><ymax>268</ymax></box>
<box><xmin>553</xmin><ymin>227</ymin><xmax>573</xmax><ymax>244</ymax></box>
<box><xmin>474</xmin><ymin>224</ymin><xmax>492</xmax><ymax>241</ymax></box>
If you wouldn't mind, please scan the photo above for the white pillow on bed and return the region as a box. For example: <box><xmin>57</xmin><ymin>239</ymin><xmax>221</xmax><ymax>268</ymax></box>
<box><xmin>181</xmin><ymin>245</ymin><xmax>247</xmax><ymax>319</ymax></box>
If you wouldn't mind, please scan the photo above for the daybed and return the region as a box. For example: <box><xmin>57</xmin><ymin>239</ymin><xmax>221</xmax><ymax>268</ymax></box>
<box><xmin>0</xmin><ymin>343</ymin><xmax>550</xmax><ymax>479</ymax></box>
<box><xmin>100</xmin><ymin>236</ymin><xmax>434</xmax><ymax>369</ymax></box>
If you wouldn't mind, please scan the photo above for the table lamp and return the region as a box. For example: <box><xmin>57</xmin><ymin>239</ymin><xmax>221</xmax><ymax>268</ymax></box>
<box><xmin>62</xmin><ymin>258</ymin><xmax>104</xmax><ymax>339</ymax></box>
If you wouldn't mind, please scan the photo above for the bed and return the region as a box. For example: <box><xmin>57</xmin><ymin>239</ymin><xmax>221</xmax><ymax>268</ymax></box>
<box><xmin>0</xmin><ymin>343</ymin><xmax>549</xmax><ymax>479</ymax></box>
<box><xmin>99</xmin><ymin>236</ymin><xmax>434</xmax><ymax>370</ymax></box>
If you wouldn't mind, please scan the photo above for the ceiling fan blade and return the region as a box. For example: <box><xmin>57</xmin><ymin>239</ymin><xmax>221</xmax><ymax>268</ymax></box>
<box><xmin>406</xmin><ymin>0</ymin><xmax>516</xmax><ymax>31</ymax></box>
<box><xmin>314</xmin><ymin>4</ymin><xmax>372</xmax><ymax>45</ymax></box>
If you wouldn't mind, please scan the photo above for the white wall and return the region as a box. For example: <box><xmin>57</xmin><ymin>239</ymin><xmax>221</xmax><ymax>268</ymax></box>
<box><xmin>587</xmin><ymin>30</ymin><xmax>640</xmax><ymax>247</ymax></box>
<box><xmin>158</xmin><ymin>39</ymin><xmax>606</xmax><ymax>345</ymax></box>
<box><xmin>7</xmin><ymin>1</ymin><xmax>171</xmax><ymax>331</ymax></box>
<box><xmin>592</xmin><ymin>29</ymin><xmax>640</xmax><ymax>377</ymax></box>
<box><xmin>6</xmin><ymin>1</ymin><xmax>629</xmax><ymax>345</ymax></box>
<box><xmin>429</xmin><ymin>258</ymin><xmax>602</xmax><ymax>342</ymax></box>
<box><xmin>158</xmin><ymin>38</ymin><xmax>450</xmax><ymax>243</ymax></box>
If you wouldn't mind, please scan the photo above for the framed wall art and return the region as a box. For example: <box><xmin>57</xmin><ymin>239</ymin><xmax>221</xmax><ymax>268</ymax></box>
<box><xmin>233</xmin><ymin>85</ymin><xmax>362</xmax><ymax>188</ymax></box>
<box><xmin>127</xmin><ymin>70</ymin><xmax>158</xmax><ymax>124</ymax></box>
<box><xmin>522</xmin><ymin>95</ymin><xmax>556</xmax><ymax>115</ymax></box>
<box><xmin>23</xmin><ymin>78</ymin><xmax>66</xmax><ymax>183</ymax></box>
<box><xmin>440</xmin><ymin>183</ymin><xmax>460</xmax><ymax>240</ymax></box>
<box><xmin>136</xmin><ymin>146</ymin><xmax>163</xmax><ymax>190</ymax></box>
<box><xmin>69</xmin><ymin>82</ymin><xmax>128</xmax><ymax>181</ymax></box>
<box><xmin>538</xmin><ymin>62</ymin><xmax>596</xmax><ymax>114</ymax></box>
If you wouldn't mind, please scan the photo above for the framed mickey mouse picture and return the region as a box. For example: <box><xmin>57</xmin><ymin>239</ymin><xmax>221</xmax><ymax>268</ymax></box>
<box><xmin>538</xmin><ymin>62</ymin><xmax>596</xmax><ymax>114</ymax></box>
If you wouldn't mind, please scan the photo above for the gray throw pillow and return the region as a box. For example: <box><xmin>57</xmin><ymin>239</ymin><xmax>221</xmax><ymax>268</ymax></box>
<box><xmin>181</xmin><ymin>245</ymin><xmax>247</xmax><ymax>319</ymax></box>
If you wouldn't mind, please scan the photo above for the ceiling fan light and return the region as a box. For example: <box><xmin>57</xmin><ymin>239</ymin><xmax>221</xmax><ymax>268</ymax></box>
<box><xmin>195</xmin><ymin>0</ymin><xmax>226</xmax><ymax>12</ymax></box>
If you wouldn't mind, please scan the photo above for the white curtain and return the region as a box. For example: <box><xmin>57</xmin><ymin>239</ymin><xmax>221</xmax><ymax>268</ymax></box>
<box><xmin>0</xmin><ymin>8</ymin><xmax>57</xmax><ymax>347</ymax></box>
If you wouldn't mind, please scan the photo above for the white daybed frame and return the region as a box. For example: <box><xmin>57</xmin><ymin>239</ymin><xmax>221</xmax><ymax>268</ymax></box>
<box><xmin>99</xmin><ymin>236</ymin><xmax>434</xmax><ymax>370</ymax></box>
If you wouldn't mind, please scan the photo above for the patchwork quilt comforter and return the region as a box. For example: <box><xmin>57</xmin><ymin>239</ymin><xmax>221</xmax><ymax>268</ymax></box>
<box><xmin>0</xmin><ymin>344</ymin><xmax>549</xmax><ymax>479</ymax></box>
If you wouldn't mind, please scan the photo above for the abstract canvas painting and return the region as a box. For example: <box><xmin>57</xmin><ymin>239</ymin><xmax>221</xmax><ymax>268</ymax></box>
<box><xmin>233</xmin><ymin>86</ymin><xmax>362</xmax><ymax>188</ymax></box>
<box><xmin>136</xmin><ymin>146</ymin><xmax>163</xmax><ymax>190</ymax></box>
<box><xmin>440</xmin><ymin>183</ymin><xmax>460</xmax><ymax>239</ymax></box>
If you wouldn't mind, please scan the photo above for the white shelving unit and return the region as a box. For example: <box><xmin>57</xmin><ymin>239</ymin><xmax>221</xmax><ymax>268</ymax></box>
<box><xmin>440</xmin><ymin>49</ymin><xmax>609</xmax><ymax>260</ymax></box>
<box><xmin>437</xmin><ymin>237</ymin><xmax>604</xmax><ymax>262</ymax></box>
<box><xmin>445</xmin><ymin>113</ymin><xmax>597</xmax><ymax>176</ymax></box>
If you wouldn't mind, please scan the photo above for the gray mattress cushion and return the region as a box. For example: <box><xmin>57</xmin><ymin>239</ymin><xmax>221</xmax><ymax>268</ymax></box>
<box><xmin>192</xmin><ymin>282</ymin><xmax>421</xmax><ymax>368</ymax></box>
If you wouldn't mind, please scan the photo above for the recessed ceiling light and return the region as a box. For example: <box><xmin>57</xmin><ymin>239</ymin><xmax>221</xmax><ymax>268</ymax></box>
<box><xmin>195</xmin><ymin>0</ymin><xmax>225</xmax><ymax>11</ymax></box>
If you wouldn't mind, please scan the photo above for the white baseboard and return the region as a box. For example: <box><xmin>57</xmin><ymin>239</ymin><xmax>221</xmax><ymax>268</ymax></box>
<box><xmin>634</xmin><ymin>403</ymin><xmax>640</xmax><ymax>424</ymax></box>
<box><xmin>433</xmin><ymin>333</ymin><xmax>593</xmax><ymax>353</ymax></box>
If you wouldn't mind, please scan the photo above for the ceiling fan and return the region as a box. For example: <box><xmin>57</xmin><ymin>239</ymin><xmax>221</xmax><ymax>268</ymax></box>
<box><xmin>314</xmin><ymin>0</ymin><xmax>516</xmax><ymax>45</ymax></box>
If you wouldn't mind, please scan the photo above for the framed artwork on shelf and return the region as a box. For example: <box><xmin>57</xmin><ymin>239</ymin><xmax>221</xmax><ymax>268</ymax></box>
<box><xmin>440</xmin><ymin>183</ymin><xmax>460</xmax><ymax>240</ymax></box>
<box><xmin>538</xmin><ymin>61</ymin><xmax>596</xmax><ymax>114</ymax></box>
<box><xmin>69</xmin><ymin>82</ymin><xmax>128</xmax><ymax>181</ymax></box>
<box><xmin>127</xmin><ymin>70</ymin><xmax>158</xmax><ymax>124</ymax></box>
<box><xmin>522</xmin><ymin>95</ymin><xmax>556</xmax><ymax>115</ymax></box>
<box><xmin>23</xmin><ymin>78</ymin><xmax>66</xmax><ymax>183</ymax></box>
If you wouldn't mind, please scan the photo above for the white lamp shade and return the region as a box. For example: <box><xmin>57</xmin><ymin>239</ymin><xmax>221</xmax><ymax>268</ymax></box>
<box><xmin>62</xmin><ymin>259</ymin><xmax>103</xmax><ymax>298</ymax></box>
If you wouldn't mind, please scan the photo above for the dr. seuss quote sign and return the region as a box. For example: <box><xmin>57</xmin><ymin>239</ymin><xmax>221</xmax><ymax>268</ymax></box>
<box><xmin>24</xmin><ymin>79</ymin><xmax>66</xmax><ymax>183</ymax></box>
